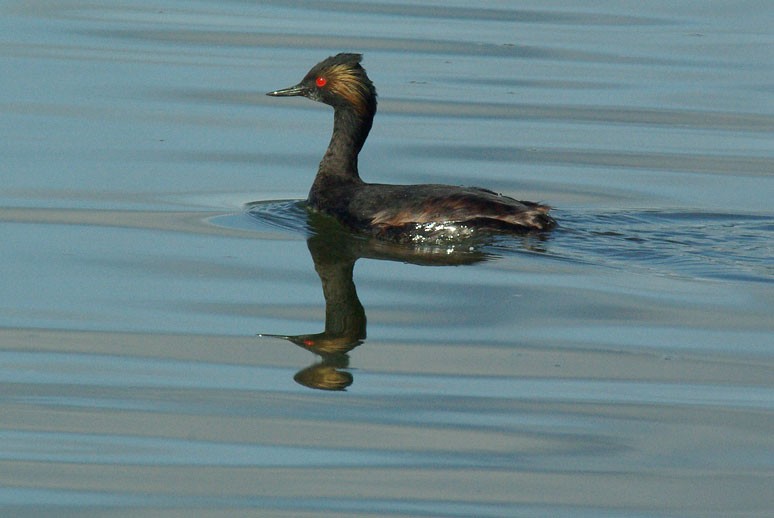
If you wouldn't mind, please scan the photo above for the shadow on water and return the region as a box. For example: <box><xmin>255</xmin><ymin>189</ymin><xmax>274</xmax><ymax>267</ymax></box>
<box><xmin>246</xmin><ymin>199</ymin><xmax>549</xmax><ymax>390</ymax></box>
<box><xmin>245</xmin><ymin>200</ymin><xmax>771</xmax><ymax>390</ymax></box>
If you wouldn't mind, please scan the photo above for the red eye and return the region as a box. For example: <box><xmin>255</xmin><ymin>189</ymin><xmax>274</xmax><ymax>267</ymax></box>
<box><xmin>315</xmin><ymin>76</ymin><xmax>327</xmax><ymax>87</ymax></box>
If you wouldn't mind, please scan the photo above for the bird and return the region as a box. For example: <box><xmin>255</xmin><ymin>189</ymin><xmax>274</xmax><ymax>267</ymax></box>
<box><xmin>267</xmin><ymin>53</ymin><xmax>555</xmax><ymax>242</ymax></box>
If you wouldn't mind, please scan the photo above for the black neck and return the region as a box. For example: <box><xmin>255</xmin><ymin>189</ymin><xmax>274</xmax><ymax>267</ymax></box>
<box><xmin>316</xmin><ymin>106</ymin><xmax>374</xmax><ymax>181</ymax></box>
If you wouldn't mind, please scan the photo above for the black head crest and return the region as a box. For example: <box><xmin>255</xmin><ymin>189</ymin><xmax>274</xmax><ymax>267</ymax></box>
<box><xmin>302</xmin><ymin>53</ymin><xmax>377</xmax><ymax>116</ymax></box>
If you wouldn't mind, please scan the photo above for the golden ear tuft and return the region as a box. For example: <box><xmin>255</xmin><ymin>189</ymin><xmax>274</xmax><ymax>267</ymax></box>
<box><xmin>326</xmin><ymin>63</ymin><xmax>372</xmax><ymax>116</ymax></box>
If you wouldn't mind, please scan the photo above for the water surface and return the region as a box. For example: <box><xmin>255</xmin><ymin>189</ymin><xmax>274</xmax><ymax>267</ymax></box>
<box><xmin>1</xmin><ymin>1</ymin><xmax>772</xmax><ymax>516</ymax></box>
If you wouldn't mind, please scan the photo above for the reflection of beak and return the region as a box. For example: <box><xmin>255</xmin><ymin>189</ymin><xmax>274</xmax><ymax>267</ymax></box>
<box><xmin>266</xmin><ymin>83</ymin><xmax>307</xmax><ymax>97</ymax></box>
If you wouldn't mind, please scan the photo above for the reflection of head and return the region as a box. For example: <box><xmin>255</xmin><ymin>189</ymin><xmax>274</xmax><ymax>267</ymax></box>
<box><xmin>294</xmin><ymin>361</ymin><xmax>353</xmax><ymax>391</ymax></box>
<box><xmin>285</xmin><ymin>334</ymin><xmax>364</xmax><ymax>357</ymax></box>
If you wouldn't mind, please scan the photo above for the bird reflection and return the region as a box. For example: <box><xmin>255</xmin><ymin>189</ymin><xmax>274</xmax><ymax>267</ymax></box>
<box><xmin>258</xmin><ymin>208</ymin><xmax>546</xmax><ymax>390</ymax></box>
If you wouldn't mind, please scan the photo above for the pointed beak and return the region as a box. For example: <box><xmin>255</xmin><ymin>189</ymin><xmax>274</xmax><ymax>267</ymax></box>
<box><xmin>266</xmin><ymin>83</ymin><xmax>307</xmax><ymax>97</ymax></box>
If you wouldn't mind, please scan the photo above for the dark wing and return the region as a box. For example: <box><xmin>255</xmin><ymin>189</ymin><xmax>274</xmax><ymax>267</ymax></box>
<box><xmin>353</xmin><ymin>184</ymin><xmax>554</xmax><ymax>231</ymax></box>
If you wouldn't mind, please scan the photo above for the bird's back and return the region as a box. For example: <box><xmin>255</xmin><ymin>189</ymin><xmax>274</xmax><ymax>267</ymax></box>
<box><xmin>341</xmin><ymin>183</ymin><xmax>555</xmax><ymax>238</ymax></box>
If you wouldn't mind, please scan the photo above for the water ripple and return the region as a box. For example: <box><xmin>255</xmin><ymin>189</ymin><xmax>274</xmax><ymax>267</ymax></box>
<box><xmin>550</xmin><ymin>210</ymin><xmax>773</xmax><ymax>282</ymax></box>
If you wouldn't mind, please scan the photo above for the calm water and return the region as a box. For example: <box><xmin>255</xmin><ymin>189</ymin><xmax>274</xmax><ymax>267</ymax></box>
<box><xmin>2</xmin><ymin>1</ymin><xmax>772</xmax><ymax>516</ymax></box>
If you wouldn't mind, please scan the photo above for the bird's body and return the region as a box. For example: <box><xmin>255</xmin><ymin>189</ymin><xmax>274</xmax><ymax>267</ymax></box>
<box><xmin>267</xmin><ymin>53</ymin><xmax>555</xmax><ymax>240</ymax></box>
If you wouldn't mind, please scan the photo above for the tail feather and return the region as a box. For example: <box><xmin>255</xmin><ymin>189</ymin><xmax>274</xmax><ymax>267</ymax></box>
<box><xmin>497</xmin><ymin>202</ymin><xmax>555</xmax><ymax>231</ymax></box>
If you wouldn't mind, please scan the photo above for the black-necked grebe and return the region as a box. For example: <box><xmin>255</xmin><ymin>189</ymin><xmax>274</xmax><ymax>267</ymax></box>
<box><xmin>267</xmin><ymin>53</ymin><xmax>555</xmax><ymax>240</ymax></box>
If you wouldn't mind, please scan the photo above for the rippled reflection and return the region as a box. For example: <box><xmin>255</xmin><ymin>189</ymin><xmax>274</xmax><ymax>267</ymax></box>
<box><xmin>250</xmin><ymin>202</ymin><xmax>549</xmax><ymax>390</ymax></box>
<box><xmin>249</xmin><ymin>199</ymin><xmax>771</xmax><ymax>390</ymax></box>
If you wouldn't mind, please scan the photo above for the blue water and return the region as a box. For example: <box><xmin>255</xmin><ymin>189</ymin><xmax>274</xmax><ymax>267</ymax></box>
<box><xmin>1</xmin><ymin>1</ymin><xmax>772</xmax><ymax>516</ymax></box>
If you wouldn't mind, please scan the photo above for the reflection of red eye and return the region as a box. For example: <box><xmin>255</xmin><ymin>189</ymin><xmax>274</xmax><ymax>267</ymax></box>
<box><xmin>315</xmin><ymin>76</ymin><xmax>327</xmax><ymax>87</ymax></box>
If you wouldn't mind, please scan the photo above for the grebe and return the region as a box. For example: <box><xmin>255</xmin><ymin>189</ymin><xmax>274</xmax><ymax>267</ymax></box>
<box><xmin>267</xmin><ymin>53</ymin><xmax>555</xmax><ymax>241</ymax></box>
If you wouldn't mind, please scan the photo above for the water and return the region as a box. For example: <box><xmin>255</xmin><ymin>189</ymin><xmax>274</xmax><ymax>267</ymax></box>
<box><xmin>1</xmin><ymin>1</ymin><xmax>772</xmax><ymax>516</ymax></box>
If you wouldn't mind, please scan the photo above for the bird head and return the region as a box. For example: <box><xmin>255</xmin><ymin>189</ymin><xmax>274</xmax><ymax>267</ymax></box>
<box><xmin>267</xmin><ymin>53</ymin><xmax>377</xmax><ymax>117</ymax></box>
